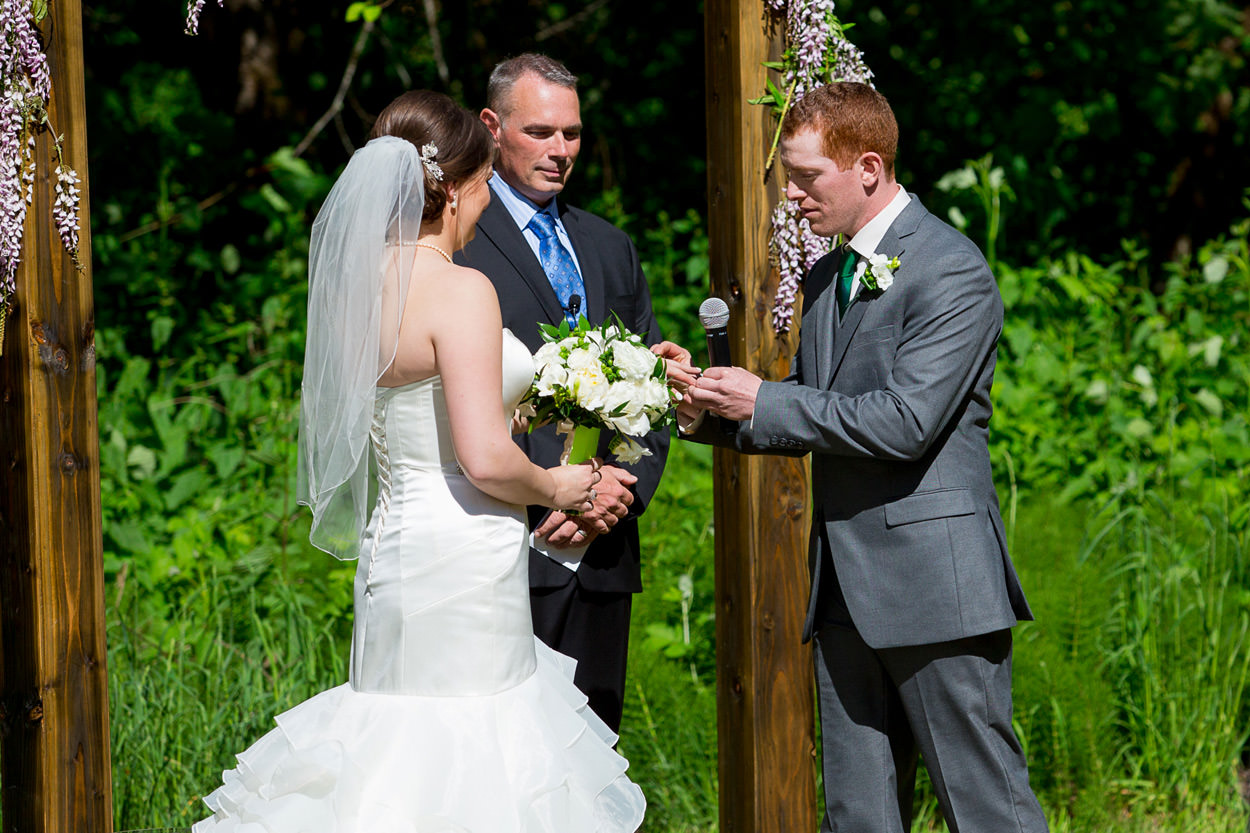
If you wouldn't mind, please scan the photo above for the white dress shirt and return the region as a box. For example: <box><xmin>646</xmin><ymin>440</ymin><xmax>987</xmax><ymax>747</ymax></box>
<box><xmin>844</xmin><ymin>184</ymin><xmax>910</xmax><ymax>299</ymax></box>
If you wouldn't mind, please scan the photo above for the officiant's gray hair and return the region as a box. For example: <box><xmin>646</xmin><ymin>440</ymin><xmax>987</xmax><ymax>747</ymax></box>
<box><xmin>487</xmin><ymin>53</ymin><xmax>579</xmax><ymax>118</ymax></box>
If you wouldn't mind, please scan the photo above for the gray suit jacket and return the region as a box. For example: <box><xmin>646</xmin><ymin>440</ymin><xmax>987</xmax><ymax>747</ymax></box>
<box><xmin>701</xmin><ymin>197</ymin><xmax>1031</xmax><ymax>649</ymax></box>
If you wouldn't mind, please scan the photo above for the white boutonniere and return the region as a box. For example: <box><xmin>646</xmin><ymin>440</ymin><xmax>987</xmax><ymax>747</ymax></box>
<box><xmin>862</xmin><ymin>253</ymin><xmax>900</xmax><ymax>292</ymax></box>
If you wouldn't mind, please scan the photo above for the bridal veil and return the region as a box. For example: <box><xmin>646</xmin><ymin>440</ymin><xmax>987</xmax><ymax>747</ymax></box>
<box><xmin>297</xmin><ymin>136</ymin><xmax>425</xmax><ymax>558</ymax></box>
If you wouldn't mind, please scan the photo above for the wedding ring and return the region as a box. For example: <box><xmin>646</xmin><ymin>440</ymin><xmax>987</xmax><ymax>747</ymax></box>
<box><xmin>589</xmin><ymin>489</ymin><xmax>598</xmax><ymax>501</ymax></box>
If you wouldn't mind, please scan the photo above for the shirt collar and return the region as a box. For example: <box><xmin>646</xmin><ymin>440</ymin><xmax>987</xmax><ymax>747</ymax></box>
<box><xmin>489</xmin><ymin>171</ymin><xmax>561</xmax><ymax>231</ymax></box>
<box><xmin>848</xmin><ymin>184</ymin><xmax>910</xmax><ymax>258</ymax></box>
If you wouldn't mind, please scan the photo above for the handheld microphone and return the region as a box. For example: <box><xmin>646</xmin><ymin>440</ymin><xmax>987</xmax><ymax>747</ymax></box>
<box><xmin>698</xmin><ymin>297</ymin><xmax>731</xmax><ymax>367</ymax></box>
<box><xmin>697</xmin><ymin>297</ymin><xmax>736</xmax><ymax>434</ymax></box>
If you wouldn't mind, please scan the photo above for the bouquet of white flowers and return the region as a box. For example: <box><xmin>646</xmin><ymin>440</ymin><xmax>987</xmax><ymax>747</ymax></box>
<box><xmin>521</xmin><ymin>315</ymin><xmax>677</xmax><ymax>465</ymax></box>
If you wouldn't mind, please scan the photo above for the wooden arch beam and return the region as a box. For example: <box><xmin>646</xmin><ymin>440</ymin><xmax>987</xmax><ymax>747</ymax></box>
<box><xmin>704</xmin><ymin>2</ymin><xmax>817</xmax><ymax>831</ymax></box>
<box><xmin>0</xmin><ymin>2</ymin><xmax>114</xmax><ymax>831</ymax></box>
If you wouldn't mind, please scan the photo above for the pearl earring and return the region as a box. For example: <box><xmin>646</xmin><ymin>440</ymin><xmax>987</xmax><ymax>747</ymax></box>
<box><xmin>450</xmin><ymin>194</ymin><xmax>458</xmax><ymax>210</ymax></box>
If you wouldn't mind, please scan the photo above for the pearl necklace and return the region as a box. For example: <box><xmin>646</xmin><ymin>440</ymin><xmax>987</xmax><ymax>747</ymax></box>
<box><xmin>415</xmin><ymin>242</ymin><xmax>453</xmax><ymax>263</ymax></box>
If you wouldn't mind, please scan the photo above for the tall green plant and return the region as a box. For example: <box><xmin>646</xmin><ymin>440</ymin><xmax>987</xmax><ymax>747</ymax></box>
<box><xmin>1099</xmin><ymin>495</ymin><xmax>1250</xmax><ymax>812</ymax></box>
<box><xmin>935</xmin><ymin>154</ymin><xmax>1016</xmax><ymax>270</ymax></box>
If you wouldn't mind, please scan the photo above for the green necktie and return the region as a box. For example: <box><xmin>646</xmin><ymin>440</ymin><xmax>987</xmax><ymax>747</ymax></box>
<box><xmin>835</xmin><ymin>245</ymin><xmax>857</xmax><ymax>319</ymax></box>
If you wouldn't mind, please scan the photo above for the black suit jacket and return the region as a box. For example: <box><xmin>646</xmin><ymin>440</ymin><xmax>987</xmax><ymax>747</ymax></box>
<box><xmin>455</xmin><ymin>196</ymin><xmax>670</xmax><ymax>594</ymax></box>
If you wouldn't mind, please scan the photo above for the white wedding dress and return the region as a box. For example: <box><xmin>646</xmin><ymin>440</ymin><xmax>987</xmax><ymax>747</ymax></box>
<box><xmin>194</xmin><ymin>330</ymin><xmax>645</xmax><ymax>832</ymax></box>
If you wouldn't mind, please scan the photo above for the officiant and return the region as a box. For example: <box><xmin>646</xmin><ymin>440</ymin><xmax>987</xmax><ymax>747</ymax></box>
<box><xmin>456</xmin><ymin>53</ymin><xmax>670</xmax><ymax>733</ymax></box>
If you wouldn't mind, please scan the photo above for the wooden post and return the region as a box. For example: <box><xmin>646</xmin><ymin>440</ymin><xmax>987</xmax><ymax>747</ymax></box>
<box><xmin>704</xmin><ymin>2</ymin><xmax>817</xmax><ymax>832</ymax></box>
<box><xmin>0</xmin><ymin>2</ymin><xmax>114</xmax><ymax>831</ymax></box>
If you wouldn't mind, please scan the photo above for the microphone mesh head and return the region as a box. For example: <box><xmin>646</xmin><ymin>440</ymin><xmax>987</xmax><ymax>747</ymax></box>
<box><xmin>698</xmin><ymin>297</ymin><xmax>730</xmax><ymax>330</ymax></box>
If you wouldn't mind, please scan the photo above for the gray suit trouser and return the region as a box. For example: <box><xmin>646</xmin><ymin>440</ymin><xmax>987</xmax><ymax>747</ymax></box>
<box><xmin>812</xmin><ymin>554</ymin><xmax>1048</xmax><ymax>832</ymax></box>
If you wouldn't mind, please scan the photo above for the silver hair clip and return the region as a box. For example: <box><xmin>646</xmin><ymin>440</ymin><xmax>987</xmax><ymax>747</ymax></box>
<box><xmin>419</xmin><ymin>143</ymin><xmax>444</xmax><ymax>181</ymax></box>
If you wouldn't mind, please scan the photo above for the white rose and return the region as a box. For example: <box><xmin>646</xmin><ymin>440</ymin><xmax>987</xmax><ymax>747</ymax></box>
<box><xmin>601</xmin><ymin>381</ymin><xmax>656</xmax><ymax>435</ymax></box>
<box><xmin>566</xmin><ymin>346</ymin><xmax>602</xmax><ymax>371</ymax></box>
<box><xmin>570</xmin><ymin>364</ymin><xmax>610</xmax><ymax>411</ymax></box>
<box><xmin>645</xmin><ymin>377</ymin><xmax>675</xmax><ymax>410</ymax></box>
<box><xmin>601</xmin><ymin>380</ymin><xmax>637</xmax><ymax>414</ymax></box>
<box><xmin>534</xmin><ymin>360</ymin><xmax>568</xmax><ymax>396</ymax></box>
<box><xmin>612</xmin><ymin>340</ymin><xmax>661</xmax><ymax>382</ymax></box>
<box><xmin>534</xmin><ymin>341</ymin><xmax>563</xmax><ymax>365</ymax></box>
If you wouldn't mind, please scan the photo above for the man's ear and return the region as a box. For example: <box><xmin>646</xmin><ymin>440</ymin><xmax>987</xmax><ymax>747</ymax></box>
<box><xmin>858</xmin><ymin>151</ymin><xmax>885</xmax><ymax>186</ymax></box>
<box><xmin>480</xmin><ymin>108</ymin><xmax>503</xmax><ymax>143</ymax></box>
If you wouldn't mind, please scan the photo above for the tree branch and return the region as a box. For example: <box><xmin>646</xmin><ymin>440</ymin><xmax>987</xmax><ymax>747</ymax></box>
<box><xmin>119</xmin><ymin>15</ymin><xmax>377</xmax><ymax>243</ymax></box>
<box><xmin>291</xmin><ymin>18</ymin><xmax>375</xmax><ymax>159</ymax></box>
<box><xmin>535</xmin><ymin>0</ymin><xmax>609</xmax><ymax>41</ymax></box>
<box><xmin>422</xmin><ymin>0</ymin><xmax>450</xmax><ymax>85</ymax></box>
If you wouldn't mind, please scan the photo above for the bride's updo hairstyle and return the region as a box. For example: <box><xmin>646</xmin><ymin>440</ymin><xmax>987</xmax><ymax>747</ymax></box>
<box><xmin>368</xmin><ymin>90</ymin><xmax>495</xmax><ymax>222</ymax></box>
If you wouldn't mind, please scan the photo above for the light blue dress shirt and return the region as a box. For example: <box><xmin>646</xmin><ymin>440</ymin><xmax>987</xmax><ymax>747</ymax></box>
<box><xmin>488</xmin><ymin>173</ymin><xmax>585</xmax><ymax>278</ymax></box>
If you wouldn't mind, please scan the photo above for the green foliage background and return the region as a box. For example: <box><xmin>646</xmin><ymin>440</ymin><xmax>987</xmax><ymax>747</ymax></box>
<box><xmin>66</xmin><ymin>1</ymin><xmax>1250</xmax><ymax>830</ymax></box>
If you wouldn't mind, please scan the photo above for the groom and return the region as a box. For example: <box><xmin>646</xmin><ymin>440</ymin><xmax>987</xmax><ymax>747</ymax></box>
<box><xmin>665</xmin><ymin>82</ymin><xmax>1048</xmax><ymax>833</ymax></box>
<box><xmin>456</xmin><ymin>53</ymin><xmax>669</xmax><ymax>734</ymax></box>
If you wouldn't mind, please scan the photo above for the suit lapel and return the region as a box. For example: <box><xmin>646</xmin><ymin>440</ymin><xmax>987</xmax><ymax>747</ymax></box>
<box><xmin>827</xmin><ymin>291</ymin><xmax>870</xmax><ymax>385</ymax></box>
<box><xmin>806</xmin><ymin>252</ymin><xmax>839</xmax><ymax>389</ymax></box>
<box><xmin>476</xmin><ymin>198</ymin><xmax>565</xmax><ymax>325</ymax></box>
<box><xmin>559</xmin><ymin>204</ymin><xmax>605</xmax><ymax>322</ymax></box>
<box><xmin>823</xmin><ymin>197</ymin><xmax>925</xmax><ymax>388</ymax></box>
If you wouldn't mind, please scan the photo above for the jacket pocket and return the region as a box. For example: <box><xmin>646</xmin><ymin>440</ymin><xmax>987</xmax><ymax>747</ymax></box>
<box><xmin>856</xmin><ymin>325</ymin><xmax>895</xmax><ymax>345</ymax></box>
<box><xmin>884</xmin><ymin>487</ymin><xmax>976</xmax><ymax>527</ymax></box>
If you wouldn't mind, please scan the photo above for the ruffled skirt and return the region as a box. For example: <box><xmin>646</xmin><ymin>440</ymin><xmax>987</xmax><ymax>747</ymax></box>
<box><xmin>193</xmin><ymin>640</ymin><xmax>645</xmax><ymax>832</ymax></box>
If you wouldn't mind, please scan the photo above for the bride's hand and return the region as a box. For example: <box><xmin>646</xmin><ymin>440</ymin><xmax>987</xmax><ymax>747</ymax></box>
<box><xmin>651</xmin><ymin>341</ymin><xmax>702</xmax><ymax>393</ymax></box>
<box><xmin>546</xmin><ymin>457</ymin><xmax>603</xmax><ymax>514</ymax></box>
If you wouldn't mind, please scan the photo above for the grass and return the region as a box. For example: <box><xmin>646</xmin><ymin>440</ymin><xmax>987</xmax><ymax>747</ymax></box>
<box><xmin>91</xmin><ymin>441</ymin><xmax>1250</xmax><ymax>831</ymax></box>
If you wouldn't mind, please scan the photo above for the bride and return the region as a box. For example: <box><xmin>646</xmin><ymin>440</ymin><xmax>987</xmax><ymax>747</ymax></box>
<box><xmin>193</xmin><ymin>90</ymin><xmax>646</xmax><ymax>832</ymax></box>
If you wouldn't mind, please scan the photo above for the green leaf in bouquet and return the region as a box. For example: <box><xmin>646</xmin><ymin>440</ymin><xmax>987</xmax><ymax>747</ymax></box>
<box><xmin>605</xmin><ymin>310</ymin><xmax>627</xmax><ymax>335</ymax></box>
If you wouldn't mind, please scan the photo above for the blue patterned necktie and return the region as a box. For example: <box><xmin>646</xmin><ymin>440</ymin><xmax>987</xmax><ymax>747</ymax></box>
<box><xmin>527</xmin><ymin>210</ymin><xmax>587</xmax><ymax>327</ymax></box>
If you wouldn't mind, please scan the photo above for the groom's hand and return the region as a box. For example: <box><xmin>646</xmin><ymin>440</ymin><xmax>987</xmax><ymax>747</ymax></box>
<box><xmin>535</xmin><ymin>466</ymin><xmax>637</xmax><ymax>544</ymax></box>
<box><xmin>539</xmin><ymin>515</ymin><xmax>601</xmax><ymax>548</ymax></box>
<box><xmin>688</xmin><ymin>366</ymin><xmax>762</xmax><ymax>421</ymax></box>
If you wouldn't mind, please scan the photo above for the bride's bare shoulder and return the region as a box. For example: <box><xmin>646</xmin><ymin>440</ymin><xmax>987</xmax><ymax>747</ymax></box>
<box><xmin>388</xmin><ymin>246</ymin><xmax>498</xmax><ymax>305</ymax></box>
<box><xmin>450</xmin><ymin>263</ymin><xmax>498</xmax><ymax>294</ymax></box>
<box><xmin>405</xmin><ymin>261</ymin><xmax>501</xmax><ymax>335</ymax></box>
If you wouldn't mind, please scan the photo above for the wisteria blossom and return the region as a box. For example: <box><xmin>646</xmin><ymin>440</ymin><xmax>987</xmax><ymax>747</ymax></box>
<box><xmin>770</xmin><ymin>199</ymin><xmax>834</xmax><ymax>333</ymax></box>
<box><xmin>782</xmin><ymin>0</ymin><xmax>872</xmax><ymax>99</ymax></box>
<box><xmin>761</xmin><ymin>0</ymin><xmax>873</xmax><ymax>333</ymax></box>
<box><xmin>53</xmin><ymin>164</ymin><xmax>80</xmax><ymax>253</ymax></box>
<box><xmin>185</xmin><ymin>0</ymin><xmax>224</xmax><ymax>36</ymax></box>
<box><xmin>2</xmin><ymin>1</ymin><xmax>51</xmax><ymax>323</ymax></box>
<box><xmin>1</xmin><ymin>0</ymin><xmax>85</xmax><ymax>347</ymax></box>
